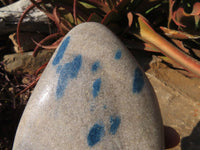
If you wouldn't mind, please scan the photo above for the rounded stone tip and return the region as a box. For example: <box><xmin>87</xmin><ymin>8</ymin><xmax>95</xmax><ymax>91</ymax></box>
<box><xmin>13</xmin><ymin>22</ymin><xmax>164</xmax><ymax>150</ymax></box>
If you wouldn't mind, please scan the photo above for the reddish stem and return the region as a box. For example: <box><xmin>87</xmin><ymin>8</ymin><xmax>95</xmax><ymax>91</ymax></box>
<box><xmin>101</xmin><ymin>9</ymin><xmax>118</xmax><ymax>24</ymax></box>
<box><xmin>30</xmin><ymin>0</ymin><xmax>55</xmax><ymax>21</ymax></box>
<box><xmin>53</xmin><ymin>6</ymin><xmax>65</xmax><ymax>35</ymax></box>
<box><xmin>17</xmin><ymin>3</ymin><xmax>35</xmax><ymax>53</ymax></box>
<box><xmin>16</xmin><ymin>75</ymin><xmax>41</xmax><ymax>97</ymax></box>
<box><xmin>35</xmin><ymin>62</ymin><xmax>48</xmax><ymax>76</ymax></box>
<box><xmin>33</xmin><ymin>32</ymin><xmax>60</xmax><ymax>57</ymax></box>
<box><xmin>73</xmin><ymin>0</ymin><xmax>78</xmax><ymax>25</ymax></box>
<box><xmin>53</xmin><ymin>7</ymin><xmax>71</xmax><ymax>33</ymax></box>
<box><xmin>32</xmin><ymin>37</ymin><xmax>63</xmax><ymax>50</ymax></box>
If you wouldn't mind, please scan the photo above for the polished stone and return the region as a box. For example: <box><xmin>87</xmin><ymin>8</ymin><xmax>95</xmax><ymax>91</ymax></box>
<box><xmin>13</xmin><ymin>22</ymin><xmax>164</xmax><ymax>150</ymax></box>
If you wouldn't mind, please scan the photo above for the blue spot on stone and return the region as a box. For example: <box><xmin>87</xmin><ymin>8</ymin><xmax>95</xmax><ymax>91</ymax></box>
<box><xmin>90</xmin><ymin>105</ymin><xmax>95</xmax><ymax>112</ymax></box>
<box><xmin>133</xmin><ymin>67</ymin><xmax>144</xmax><ymax>93</ymax></box>
<box><xmin>52</xmin><ymin>36</ymin><xmax>70</xmax><ymax>66</ymax></box>
<box><xmin>87</xmin><ymin>123</ymin><xmax>105</xmax><ymax>147</ymax></box>
<box><xmin>56</xmin><ymin>55</ymin><xmax>82</xmax><ymax>99</ymax></box>
<box><xmin>91</xmin><ymin>61</ymin><xmax>100</xmax><ymax>73</ymax></box>
<box><xmin>92</xmin><ymin>78</ymin><xmax>101</xmax><ymax>98</ymax></box>
<box><xmin>109</xmin><ymin>116</ymin><xmax>121</xmax><ymax>135</ymax></box>
<box><xmin>56</xmin><ymin>65</ymin><xmax>62</xmax><ymax>74</ymax></box>
<box><xmin>103</xmin><ymin>105</ymin><xmax>107</xmax><ymax>109</ymax></box>
<box><xmin>115</xmin><ymin>49</ymin><xmax>122</xmax><ymax>60</ymax></box>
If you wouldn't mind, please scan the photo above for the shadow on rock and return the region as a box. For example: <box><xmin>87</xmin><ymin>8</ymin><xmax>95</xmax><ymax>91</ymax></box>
<box><xmin>181</xmin><ymin>121</ymin><xmax>200</xmax><ymax>150</ymax></box>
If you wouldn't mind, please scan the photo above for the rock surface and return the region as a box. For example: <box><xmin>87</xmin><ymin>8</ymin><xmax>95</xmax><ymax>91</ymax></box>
<box><xmin>3</xmin><ymin>50</ymin><xmax>54</xmax><ymax>74</ymax></box>
<box><xmin>145</xmin><ymin>62</ymin><xmax>200</xmax><ymax>150</ymax></box>
<box><xmin>12</xmin><ymin>22</ymin><xmax>164</xmax><ymax>150</ymax></box>
<box><xmin>0</xmin><ymin>0</ymin><xmax>49</xmax><ymax>35</ymax></box>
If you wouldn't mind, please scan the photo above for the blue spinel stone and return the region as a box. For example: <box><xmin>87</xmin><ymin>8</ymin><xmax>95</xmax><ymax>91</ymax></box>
<box><xmin>92</xmin><ymin>78</ymin><xmax>101</xmax><ymax>98</ymax></box>
<box><xmin>109</xmin><ymin>116</ymin><xmax>121</xmax><ymax>135</ymax></box>
<box><xmin>87</xmin><ymin>123</ymin><xmax>105</xmax><ymax>147</ymax></box>
<box><xmin>91</xmin><ymin>61</ymin><xmax>100</xmax><ymax>73</ymax></box>
<box><xmin>13</xmin><ymin>22</ymin><xmax>164</xmax><ymax>150</ymax></box>
<box><xmin>115</xmin><ymin>49</ymin><xmax>122</xmax><ymax>60</ymax></box>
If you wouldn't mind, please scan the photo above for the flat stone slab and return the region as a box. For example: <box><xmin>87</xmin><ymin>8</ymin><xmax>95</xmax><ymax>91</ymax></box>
<box><xmin>146</xmin><ymin>63</ymin><xmax>200</xmax><ymax>150</ymax></box>
<box><xmin>13</xmin><ymin>22</ymin><xmax>164</xmax><ymax>150</ymax></box>
<box><xmin>3</xmin><ymin>50</ymin><xmax>54</xmax><ymax>74</ymax></box>
<box><xmin>0</xmin><ymin>0</ymin><xmax>49</xmax><ymax>35</ymax></box>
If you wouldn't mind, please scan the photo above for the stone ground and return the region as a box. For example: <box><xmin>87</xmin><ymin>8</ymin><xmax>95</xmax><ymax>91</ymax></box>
<box><xmin>135</xmin><ymin>51</ymin><xmax>200</xmax><ymax>150</ymax></box>
<box><xmin>0</xmin><ymin>49</ymin><xmax>200</xmax><ymax>150</ymax></box>
<box><xmin>147</xmin><ymin>65</ymin><xmax>200</xmax><ymax>150</ymax></box>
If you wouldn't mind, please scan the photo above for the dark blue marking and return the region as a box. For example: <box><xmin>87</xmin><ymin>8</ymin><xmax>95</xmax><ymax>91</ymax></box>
<box><xmin>115</xmin><ymin>49</ymin><xmax>122</xmax><ymax>60</ymax></box>
<box><xmin>133</xmin><ymin>67</ymin><xmax>144</xmax><ymax>93</ymax></box>
<box><xmin>109</xmin><ymin>116</ymin><xmax>121</xmax><ymax>135</ymax></box>
<box><xmin>56</xmin><ymin>55</ymin><xmax>82</xmax><ymax>99</ymax></box>
<box><xmin>91</xmin><ymin>61</ymin><xmax>100</xmax><ymax>73</ymax></box>
<box><xmin>103</xmin><ymin>105</ymin><xmax>107</xmax><ymax>109</ymax></box>
<box><xmin>90</xmin><ymin>105</ymin><xmax>95</xmax><ymax>112</ymax></box>
<box><xmin>87</xmin><ymin>123</ymin><xmax>105</xmax><ymax>147</ymax></box>
<box><xmin>92</xmin><ymin>78</ymin><xmax>101</xmax><ymax>98</ymax></box>
<box><xmin>52</xmin><ymin>36</ymin><xmax>70</xmax><ymax>66</ymax></box>
<box><xmin>56</xmin><ymin>65</ymin><xmax>62</xmax><ymax>74</ymax></box>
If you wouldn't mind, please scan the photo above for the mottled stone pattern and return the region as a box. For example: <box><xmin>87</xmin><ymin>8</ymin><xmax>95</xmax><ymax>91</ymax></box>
<box><xmin>13</xmin><ymin>22</ymin><xmax>164</xmax><ymax>150</ymax></box>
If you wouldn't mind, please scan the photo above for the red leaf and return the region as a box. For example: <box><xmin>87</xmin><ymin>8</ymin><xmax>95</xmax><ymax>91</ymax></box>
<box><xmin>160</xmin><ymin>26</ymin><xmax>200</xmax><ymax>39</ymax></box>
<box><xmin>131</xmin><ymin>13</ymin><xmax>200</xmax><ymax>77</ymax></box>
<box><xmin>170</xmin><ymin>2</ymin><xmax>200</xmax><ymax>29</ymax></box>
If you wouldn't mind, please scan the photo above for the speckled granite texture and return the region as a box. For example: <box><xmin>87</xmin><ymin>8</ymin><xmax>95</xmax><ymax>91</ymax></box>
<box><xmin>12</xmin><ymin>22</ymin><xmax>164</xmax><ymax>150</ymax></box>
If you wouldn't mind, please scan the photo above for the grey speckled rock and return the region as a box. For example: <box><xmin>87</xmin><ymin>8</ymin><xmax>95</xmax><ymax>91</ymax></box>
<box><xmin>13</xmin><ymin>22</ymin><xmax>164</xmax><ymax>150</ymax></box>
